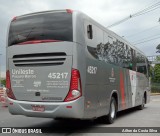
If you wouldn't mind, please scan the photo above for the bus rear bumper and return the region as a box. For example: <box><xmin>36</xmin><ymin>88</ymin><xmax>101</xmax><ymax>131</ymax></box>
<box><xmin>7</xmin><ymin>97</ymin><xmax>84</xmax><ymax>119</ymax></box>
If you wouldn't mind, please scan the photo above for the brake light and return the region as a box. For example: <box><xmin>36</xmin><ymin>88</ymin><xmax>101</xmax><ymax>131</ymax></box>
<box><xmin>66</xmin><ymin>9</ymin><xmax>73</xmax><ymax>14</ymax></box>
<box><xmin>12</xmin><ymin>16</ymin><xmax>17</xmax><ymax>22</ymax></box>
<box><xmin>64</xmin><ymin>69</ymin><xmax>82</xmax><ymax>102</ymax></box>
<box><xmin>18</xmin><ymin>40</ymin><xmax>61</xmax><ymax>45</ymax></box>
<box><xmin>6</xmin><ymin>70</ymin><xmax>16</xmax><ymax>100</ymax></box>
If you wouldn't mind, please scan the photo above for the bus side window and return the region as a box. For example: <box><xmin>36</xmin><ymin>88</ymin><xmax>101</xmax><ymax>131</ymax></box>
<box><xmin>87</xmin><ymin>25</ymin><xmax>93</xmax><ymax>39</ymax></box>
<box><xmin>136</xmin><ymin>53</ymin><xmax>147</xmax><ymax>75</ymax></box>
<box><xmin>123</xmin><ymin>46</ymin><xmax>134</xmax><ymax>70</ymax></box>
<box><xmin>137</xmin><ymin>66</ymin><xmax>147</xmax><ymax>75</ymax></box>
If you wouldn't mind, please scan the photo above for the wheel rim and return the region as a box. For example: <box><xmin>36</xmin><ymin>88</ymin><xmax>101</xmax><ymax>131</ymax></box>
<box><xmin>110</xmin><ymin>101</ymin><xmax>115</xmax><ymax>119</ymax></box>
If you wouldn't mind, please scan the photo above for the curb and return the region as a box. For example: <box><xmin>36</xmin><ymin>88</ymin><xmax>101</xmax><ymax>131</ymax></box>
<box><xmin>151</xmin><ymin>93</ymin><xmax>160</xmax><ymax>96</ymax></box>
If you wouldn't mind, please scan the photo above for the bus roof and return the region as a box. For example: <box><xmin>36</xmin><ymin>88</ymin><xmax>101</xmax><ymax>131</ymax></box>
<box><xmin>13</xmin><ymin>9</ymin><xmax>72</xmax><ymax>19</ymax></box>
<box><xmin>11</xmin><ymin>9</ymin><xmax>146</xmax><ymax>57</ymax></box>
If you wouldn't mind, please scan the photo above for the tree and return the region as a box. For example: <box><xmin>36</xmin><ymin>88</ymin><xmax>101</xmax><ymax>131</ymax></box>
<box><xmin>153</xmin><ymin>56</ymin><xmax>160</xmax><ymax>83</ymax></box>
<box><xmin>153</xmin><ymin>64</ymin><xmax>160</xmax><ymax>82</ymax></box>
<box><xmin>149</xmin><ymin>65</ymin><xmax>154</xmax><ymax>81</ymax></box>
<box><xmin>1</xmin><ymin>79</ymin><xmax>6</xmax><ymax>86</ymax></box>
<box><xmin>156</xmin><ymin>44</ymin><xmax>160</xmax><ymax>53</ymax></box>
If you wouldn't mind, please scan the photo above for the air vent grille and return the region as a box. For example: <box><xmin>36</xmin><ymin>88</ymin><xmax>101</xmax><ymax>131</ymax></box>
<box><xmin>13</xmin><ymin>52</ymin><xmax>66</xmax><ymax>67</ymax></box>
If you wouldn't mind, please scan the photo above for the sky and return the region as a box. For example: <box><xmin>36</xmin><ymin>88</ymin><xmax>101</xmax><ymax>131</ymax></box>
<box><xmin>0</xmin><ymin>0</ymin><xmax>160</xmax><ymax>78</ymax></box>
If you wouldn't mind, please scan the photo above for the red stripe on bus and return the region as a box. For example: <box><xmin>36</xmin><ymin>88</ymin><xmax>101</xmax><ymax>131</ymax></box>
<box><xmin>120</xmin><ymin>70</ymin><xmax>126</xmax><ymax>109</ymax></box>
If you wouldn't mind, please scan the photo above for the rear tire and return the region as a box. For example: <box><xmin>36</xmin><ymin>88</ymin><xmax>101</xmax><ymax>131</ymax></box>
<box><xmin>103</xmin><ymin>97</ymin><xmax>117</xmax><ymax>124</ymax></box>
<box><xmin>54</xmin><ymin>118</ymin><xmax>63</xmax><ymax>121</ymax></box>
<box><xmin>137</xmin><ymin>95</ymin><xmax>145</xmax><ymax>110</ymax></box>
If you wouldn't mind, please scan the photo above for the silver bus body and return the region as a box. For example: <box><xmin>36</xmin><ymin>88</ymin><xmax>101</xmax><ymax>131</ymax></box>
<box><xmin>6</xmin><ymin>9</ymin><xmax>150</xmax><ymax>121</ymax></box>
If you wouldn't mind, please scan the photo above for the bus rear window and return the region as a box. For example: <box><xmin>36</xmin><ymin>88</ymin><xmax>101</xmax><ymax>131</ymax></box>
<box><xmin>8</xmin><ymin>12</ymin><xmax>73</xmax><ymax>46</ymax></box>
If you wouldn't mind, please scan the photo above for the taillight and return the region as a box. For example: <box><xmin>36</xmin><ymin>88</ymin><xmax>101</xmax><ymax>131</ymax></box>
<box><xmin>64</xmin><ymin>69</ymin><xmax>82</xmax><ymax>102</ymax></box>
<box><xmin>12</xmin><ymin>16</ymin><xmax>17</xmax><ymax>22</ymax></box>
<box><xmin>66</xmin><ymin>9</ymin><xmax>73</xmax><ymax>14</ymax></box>
<box><xmin>6</xmin><ymin>70</ymin><xmax>16</xmax><ymax>100</ymax></box>
<box><xmin>18</xmin><ymin>39</ymin><xmax>61</xmax><ymax>45</ymax></box>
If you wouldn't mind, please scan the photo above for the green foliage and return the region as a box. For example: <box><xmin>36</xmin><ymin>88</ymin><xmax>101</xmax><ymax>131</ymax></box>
<box><xmin>151</xmin><ymin>83</ymin><xmax>160</xmax><ymax>93</ymax></box>
<box><xmin>151</xmin><ymin>56</ymin><xmax>160</xmax><ymax>92</ymax></box>
<box><xmin>156</xmin><ymin>56</ymin><xmax>160</xmax><ymax>61</ymax></box>
<box><xmin>153</xmin><ymin>64</ymin><xmax>160</xmax><ymax>83</ymax></box>
<box><xmin>149</xmin><ymin>65</ymin><xmax>154</xmax><ymax>80</ymax></box>
<box><xmin>156</xmin><ymin>44</ymin><xmax>160</xmax><ymax>53</ymax></box>
<box><xmin>152</xmin><ymin>56</ymin><xmax>160</xmax><ymax>83</ymax></box>
<box><xmin>1</xmin><ymin>79</ymin><xmax>6</xmax><ymax>86</ymax></box>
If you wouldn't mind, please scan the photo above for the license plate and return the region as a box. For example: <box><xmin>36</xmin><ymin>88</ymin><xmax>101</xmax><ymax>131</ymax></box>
<box><xmin>32</xmin><ymin>105</ymin><xmax>45</xmax><ymax>112</ymax></box>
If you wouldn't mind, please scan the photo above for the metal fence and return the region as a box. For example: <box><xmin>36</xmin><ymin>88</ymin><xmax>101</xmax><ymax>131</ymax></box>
<box><xmin>151</xmin><ymin>82</ymin><xmax>160</xmax><ymax>93</ymax></box>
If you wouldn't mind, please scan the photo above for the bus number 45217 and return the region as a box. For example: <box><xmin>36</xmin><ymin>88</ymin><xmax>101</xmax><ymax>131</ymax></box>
<box><xmin>48</xmin><ymin>72</ymin><xmax>68</xmax><ymax>79</ymax></box>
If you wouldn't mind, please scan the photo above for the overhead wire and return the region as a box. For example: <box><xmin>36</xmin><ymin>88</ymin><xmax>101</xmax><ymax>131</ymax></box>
<box><xmin>124</xmin><ymin>25</ymin><xmax>160</xmax><ymax>38</ymax></box>
<box><xmin>107</xmin><ymin>1</ymin><xmax>160</xmax><ymax>28</ymax></box>
<box><xmin>133</xmin><ymin>36</ymin><xmax>160</xmax><ymax>45</ymax></box>
<box><xmin>132</xmin><ymin>33</ymin><xmax>160</xmax><ymax>43</ymax></box>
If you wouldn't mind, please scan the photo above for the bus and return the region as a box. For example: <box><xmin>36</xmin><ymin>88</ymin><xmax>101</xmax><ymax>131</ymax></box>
<box><xmin>6</xmin><ymin>9</ymin><xmax>150</xmax><ymax>124</ymax></box>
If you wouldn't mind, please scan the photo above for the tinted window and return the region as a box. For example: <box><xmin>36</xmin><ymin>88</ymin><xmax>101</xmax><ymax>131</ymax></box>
<box><xmin>8</xmin><ymin>12</ymin><xmax>73</xmax><ymax>46</ymax></box>
<box><xmin>87</xmin><ymin>25</ymin><xmax>93</xmax><ymax>39</ymax></box>
<box><xmin>136</xmin><ymin>52</ymin><xmax>147</xmax><ymax>74</ymax></box>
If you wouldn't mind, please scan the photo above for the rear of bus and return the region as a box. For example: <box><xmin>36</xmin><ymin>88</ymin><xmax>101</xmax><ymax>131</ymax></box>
<box><xmin>6</xmin><ymin>10</ymin><xmax>85</xmax><ymax>119</ymax></box>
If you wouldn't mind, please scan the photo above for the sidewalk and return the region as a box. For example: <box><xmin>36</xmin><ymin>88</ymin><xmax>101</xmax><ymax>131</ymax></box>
<box><xmin>151</xmin><ymin>93</ymin><xmax>160</xmax><ymax>96</ymax></box>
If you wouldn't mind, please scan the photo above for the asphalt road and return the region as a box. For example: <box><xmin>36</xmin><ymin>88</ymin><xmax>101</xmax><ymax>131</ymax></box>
<box><xmin>0</xmin><ymin>95</ymin><xmax>160</xmax><ymax>136</ymax></box>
